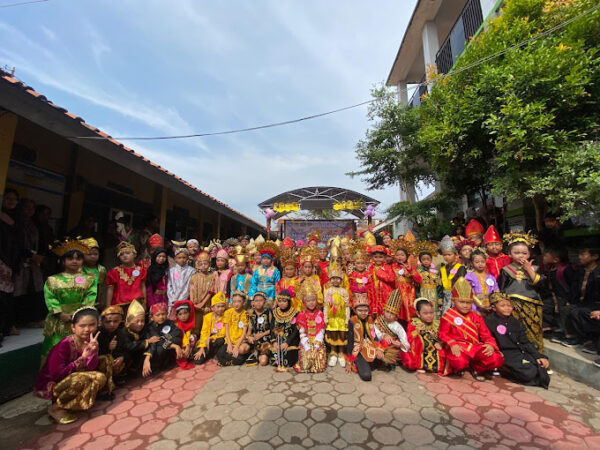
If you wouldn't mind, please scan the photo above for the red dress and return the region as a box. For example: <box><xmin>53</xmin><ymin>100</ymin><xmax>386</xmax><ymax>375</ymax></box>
<box><xmin>438</xmin><ymin>308</ymin><xmax>504</xmax><ymax>375</ymax></box>
<box><xmin>106</xmin><ymin>265</ymin><xmax>147</xmax><ymax>305</ymax></box>
<box><xmin>391</xmin><ymin>263</ymin><xmax>423</xmax><ymax>322</ymax></box>
<box><xmin>317</xmin><ymin>261</ymin><xmax>329</xmax><ymax>288</ymax></box>
<box><xmin>367</xmin><ymin>264</ymin><xmax>395</xmax><ymax>317</ymax></box>
<box><xmin>486</xmin><ymin>253</ymin><xmax>512</xmax><ymax>279</ymax></box>
<box><xmin>400</xmin><ymin>318</ymin><xmax>446</xmax><ymax>374</ymax></box>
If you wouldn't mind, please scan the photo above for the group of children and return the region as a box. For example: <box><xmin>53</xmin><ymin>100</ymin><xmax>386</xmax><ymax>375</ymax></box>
<box><xmin>34</xmin><ymin>224</ymin><xmax>600</xmax><ymax>424</ymax></box>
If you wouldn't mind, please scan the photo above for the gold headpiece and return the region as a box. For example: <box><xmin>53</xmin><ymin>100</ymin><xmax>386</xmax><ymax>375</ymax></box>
<box><xmin>196</xmin><ymin>251</ymin><xmax>210</xmax><ymax>262</ymax></box>
<box><xmin>503</xmin><ymin>231</ymin><xmax>538</xmax><ymax>248</ymax></box>
<box><xmin>490</xmin><ymin>292</ymin><xmax>511</xmax><ymax>306</ymax></box>
<box><xmin>412</xmin><ymin>240</ymin><xmax>439</xmax><ymax>258</ymax></box>
<box><xmin>390</xmin><ymin>238</ymin><xmax>414</xmax><ymax>255</ymax></box>
<box><xmin>52</xmin><ymin>237</ymin><xmax>90</xmax><ymax>257</ymax></box>
<box><xmin>404</xmin><ymin>231</ymin><xmax>416</xmax><ymax>243</ymax></box>
<box><xmin>101</xmin><ymin>305</ymin><xmax>124</xmax><ymax>318</ymax></box>
<box><xmin>306</xmin><ymin>230</ymin><xmax>322</xmax><ymax>244</ymax></box>
<box><xmin>126</xmin><ymin>300</ymin><xmax>145</xmax><ymax>321</ymax></box>
<box><xmin>231</xmin><ymin>290</ymin><xmax>247</xmax><ymax>300</ymax></box>
<box><xmin>280</xmin><ymin>247</ymin><xmax>298</xmax><ymax>268</ymax></box>
<box><xmin>211</xmin><ymin>292</ymin><xmax>227</xmax><ymax>306</ymax></box>
<box><xmin>451</xmin><ymin>277</ymin><xmax>474</xmax><ymax>301</ymax></box>
<box><xmin>413</xmin><ymin>297</ymin><xmax>433</xmax><ymax>311</ymax></box>
<box><xmin>384</xmin><ymin>290</ymin><xmax>401</xmax><ymax>316</ymax></box>
<box><xmin>350</xmin><ymin>240</ymin><xmax>368</xmax><ymax>263</ymax></box>
<box><xmin>255</xmin><ymin>235</ymin><xmax>265</xmax><ymax>245</ymax></box>
<box><xmin>257</xmin><ymin>240</ymin><xmax>280</xmax><ymax>259</ymax></box>
<box><xmin>79</xmin><ymin>237</ymin><xmax>99</xmax><ymax>249</ymax></box>
<box><xmin>299</xmin><ymin>246</ymin><xmax>318</xmax><ymax>265</ymax></box>
<box><xmin>116</xmin><ymin>241</ymin><xmax>136</xmax><ymax>256</ymax></box>
<box><xmin>296</xmin><ymin>280</ymin><xmax>321</xmax><ymax>301</ymax></box>
<box><xmin>329</xmin><ymin>236</ymin><xmax>341</xmax><ymax>260</ymax></box>
<box><xmin>363</xmin><ymin>231</ymin><xmax>376</xmax><ymax>247</ymax></box>
<box><xmin>327</xmin><ymin>262</ymin><xmax>344</xmax><ymax>280</ymax></box>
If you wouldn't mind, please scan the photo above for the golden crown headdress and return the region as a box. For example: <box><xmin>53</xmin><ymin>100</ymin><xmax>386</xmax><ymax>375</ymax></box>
<box><xmin>327</xmin><ymin>262</ymin><xmax>345</xmax><ymax>280</ymax></box>
<box><xmin>257</xmin><ymin>240</ymin><xmax>280</xmax><ymax>258</ymax></box>
<box><xmin>296</xmin><ymin>280</ymin><xmax>322</xmax><ymax>301</ymax></box>
<box><xmin>299</xmin><ymin>246</ymin><xmax>319</xmax><ymax>265</ymax></box>
<box><xmin>349</xmin><ymin>240</ymin><xmax>368</xmax><ymax>262</ymax></box>
<box><xmin>280</xmin><ymin>247</ymin><xmax>299</xmax><ymax>268</ymax></box>
<box><xmin>412</xmin><ymin>240</ymin><xmax>438</xmax><ymax>258</ymax></box>
<box><xmin>126</xmin><ymin>299</ymin><xmax>146</xmax><ymax>321</ymax></box>
<box><xmin>503</xmin><ymin>231</ymin><xmax>538</xmax><ymax>248</ymax></box>
<box><xmin>52</xmin><ymin>237</ymin><xmax>90</xmax><ymax>257</ymax></box>
<box><xmin>306</xmin><ymin>230</ymin><xmax>322</xmax><ymax>244</ymax></box>
<box><xmin>79</xmin><ymin>237</ymin><xmax>99</xmax><ymax>249</ymax></box>
<box><xmin>390</xmin><ymin>238</ymin><xmax>414</xmax><ymax>255</ymax></box>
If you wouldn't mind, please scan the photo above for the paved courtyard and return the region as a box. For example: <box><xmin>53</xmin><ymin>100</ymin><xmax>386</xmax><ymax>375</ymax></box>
<box><xmin>1</xmin><ymin>362</ymin><xmax>600</xmax><ymax>450</ymax></box>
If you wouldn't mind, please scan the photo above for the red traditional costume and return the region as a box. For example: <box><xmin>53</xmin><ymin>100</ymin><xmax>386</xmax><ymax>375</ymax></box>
<box><xmin>484</xmin><ymin>226</ymin><xmax>511</xmax><ymax>279</ymax></box>
<box><xmin>106</xmin><ymin>243</ymin><xmax>147</xmax><ymax>307</ymax></box>
<box><xmin>293</xmin><ymin>282</ymin><xmax>327</xmax><ymax>373</ymax></box>
<box><xmin>367</xmin><ymin>245</ymin><xmax>396</xmax><ymax>318</ymax></box>
<box><xmin>390</xmin><ymin>238</ymin><xmax>422</xmax><ymax>322</ymax></box>
<box><xmin>465</xmin><ymin>219</ymin><xmax>485</xmax><ymax>243</ymax></box>
<box><xmin>439</xmin><ymin>277</ymin><xmax>504</xmax><ymax>375</ymax></box>
<box><xmin>400</xmin><ymin>302</ymin><xmax>446</xmax><ymax>374</ymax></box>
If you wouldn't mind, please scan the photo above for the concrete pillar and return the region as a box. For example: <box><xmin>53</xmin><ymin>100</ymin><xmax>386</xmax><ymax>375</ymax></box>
<box><xmin>0</xmin><ymin>112</ymin><xmax>18</xmax><ymax>198</ymax></box>
<box><xmin>422</xmin><ymin>21</ymin><xmax>440</xmax><ymax>69</ymax></box>
<box><xmin>397</xmin><ymin>81</ymin><xmax>408</xmax><ymax>105</ymax></box>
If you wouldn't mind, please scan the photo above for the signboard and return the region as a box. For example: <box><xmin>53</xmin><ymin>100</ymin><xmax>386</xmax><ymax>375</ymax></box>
<box><xmin>283</xmin><ymin>220</ymin><xmax>356</xmax><ymax>242</ymax></box>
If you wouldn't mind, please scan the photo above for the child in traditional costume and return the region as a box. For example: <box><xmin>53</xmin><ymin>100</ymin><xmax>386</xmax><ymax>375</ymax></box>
<box><xmin>457</xmin><ymin>239</ymin><xmax>476</xmax><ymax>272</ymax></box>
<box><xmin>348</xmin><ymin>245</ymin><xmax>371</xmax><ymax>304</ymax></box>
<box><xmin>439</xmin><ymin>277</ymin><xmax>504</xmax><ymax>380</ymax></box>
<box><xmin>117</xmin><ymin>300</ymin><xmax>157</xmax><ymax>378</ymax></box>
<box><xmin>439</xmin><ymin>235</ymin><xmax>467</xmax><ymax>314</ymax></box>
<box><xmin>167</xmin><ymin>248</ymin><xmax>195</xmax><ymax>312</ymax></box>
<box><xmin>317</xmin><ymin>243</ymin><xmax>330</xmax><ymax>288</ymax></box>
<box><xmin>229</xmin><ymin>248</ymin><xmax>252</xmax><ymax>306</ymax></box>
<box><xmin>390</xmin><ymin>238</ymin><xmax>422</xmax><ymax>323</ymax></box>
<box><xmin>373</xmin><ymin>290</ymin><xmax>410</xmax><ymax>360</ymax></box>
<box><xmin>367</xmin><ymin>245</ymin><xmax>396</xmax><ymax>318</ymax></box>
<box><xmin>81</xmin><ymin>238</ymin><xmax>106</xmax><ymax>309</ymax></box>
<box><xmin>106</xmin><ymin>242</ymin><xmax>146</xmax><ymax>316</ymax></box>
<box><xmin>485</xmin><ymin>292</ymin><xmax>550</xmax><ymax>388</ymax></box>
<box><xmin>186</xmin><ymin>239</ymin><xmax>200</xmax><ymax>266</ymax></box>
<box><xmin>297</xmin><ymin>246</ymin><xmax>324</xmax><ymax>307</ymax></box>
<box><xmin>146</xmin><ymin>248</ymin><xmax>169</xmax><ymax>311</ymax></box>
<box><xmin>400</xmin><ymin>298</ymin><xmax>446</xmax><ymax>374</ymax></box>
<box><xmin>415</xmin><ymin>241</ymin><xmax>443</xmax><ymax>319</ymax></box>
<box><xmin>465</xmin><ymin>219</ymin><xmax>485</xmax><ymax>247</ymax></box>
<box><xmin>246</xmin><ymin>292</ymin><xmax>274</xmax><ymax>366</ymax></box>
<box><xmin>323</xmin><ymin>264</ymin><xmax>350</xmax><ymax>367</ymax></box>
<box><xmin>484</xmin><ymin>226</ymin><xmax>511</xmax><ymax>279</ymax></box>
<box><xmin>215</xmin><ymin>248</ymin><xmax>233</xmax><ymax>300</ymax></box>
<box><xmin>36</xmin><ymin>307</ymin><xmax>108</xmax><ymax>424</ymax></box>
<box><xmin>346</xmin><ymin>292</ymin><xmax>397</xmax><ymax>381</ymax></box>
<box><xmin>293</xmin><ymin>281</ymin><xmax>327</xmax><ymax>373</ymax></box>
<box><xmin>98</xmin><ymin>305</ymin><xmax>125</xmax><ymax>381</ymax></box>
<box><xmin>145</xmin><ymin>303</ymin><xmax>183</xmax><ymax>374</ymax></box>
<box><xmin>218</xmin><ymin>291</ymin><xmax>250</xmax><ymax>366</ymax></box>
<box><xmin>173</xmin><ymin>300</ymin><xmax>196</xmax><ymax>369</ymax></box>
<box><xmin>541</xmin><ymin>246</ymin><xmax>574</xmax><ymax>339</ymax></box>
<box><xmin>497</xmin><ymin>232</ymin><xmax>545</xmax><ymax>353</ymax></box>
<box><xmin>271</xmin><ymin>289</ymin><xmax>300</xmax><ymax>370</ymax></box>
<box><xmin>193</xmin><ymin>292</ymin><xmax>227</xmax><ymax>365</ymax></box>
<box><xmin>277</xmin><ymin>247</ymin><xmax>301</xmax><ymax>311</ymax></box>
<box><xmin>138</xmin><ymin>234</ymin><xmax>163</xmax><ymax>270</ymax></box>
<box><xmin>465</xmin><ymin>249</ymin><xmax>498</xmax><ymax>315</ymax></box>
<box><xmin>42</xmin><ymin>239</ymin><xmax>97</xmax><ymax>356</ymax></box>
<box><xmin>249</xmin><ymin>241</ymin><xmax>281</xmax><ymax>306</ymax></box>
<box><xmin>190</xmin><ymin>251</ymin><xmax>217</xmax><ymax>335</ymax></box>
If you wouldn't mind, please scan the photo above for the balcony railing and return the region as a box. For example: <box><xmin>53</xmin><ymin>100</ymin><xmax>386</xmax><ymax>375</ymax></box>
<box><xmin>435</xmin><ymin>0</ymin><xmax>484</xmax><ymax>74</ymax></box>
<box><xmin>408</xmin><ymin>74</ymin><xmax>428</xmax><ymax>107</ymax></box>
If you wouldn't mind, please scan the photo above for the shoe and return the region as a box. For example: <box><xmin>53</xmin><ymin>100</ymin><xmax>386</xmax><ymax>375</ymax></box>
<box><xmin>582</xmin><ymin>344</ymin><xmax>598</xmax><ymax>354</ymax></box>
<box><xmin>328</xmin><ymin>355</ymin><xmax>337</xmax><ymax>367</ymax></box>
<box><xmin>547</xmin><ymin>369</ymin><xmax>554</xmax><ymax>375</ymax></box>
<box><xmin>561</xmin><ymin>337</ymin><xmax>581</xmax><ymax>348</ymax></box>
<box><xmin>338</xmin><ymin>357</ymin><xmax>346</xmax><ymax>368</ymax></box>
<box><xmin>550</xmin><ymin>335</ymin><xmax>566</xmax><ymax>344</ymax></box>
<box><xmin>593</xmin><ymin>359</ymin><xmax>600</xmax><ymax>368</ymax></box>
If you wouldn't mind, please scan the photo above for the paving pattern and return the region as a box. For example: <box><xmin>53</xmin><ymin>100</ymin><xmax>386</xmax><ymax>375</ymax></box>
<box><xmin>6</xmin><ymin>362</ymin><xmax>600</xmax><ymax>450</ymax></box>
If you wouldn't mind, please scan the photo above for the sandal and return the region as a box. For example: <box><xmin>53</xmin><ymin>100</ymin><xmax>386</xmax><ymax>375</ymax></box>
<box><xmin>470</xmin><ymin>369</ymin><xmax>487</xmax><ymax>382</ymax></box>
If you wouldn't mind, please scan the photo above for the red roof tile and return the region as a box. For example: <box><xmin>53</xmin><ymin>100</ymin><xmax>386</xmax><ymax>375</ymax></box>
<box><xmin>0</xmin><ymin>70</ymin><xmax>264</xmax><ymax>231</ymax></box>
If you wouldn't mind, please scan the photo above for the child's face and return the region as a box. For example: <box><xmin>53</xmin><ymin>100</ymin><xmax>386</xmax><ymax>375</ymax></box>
<box><xmin>494</xmin><ymin>299</ymin><xmax>513</xmax><ymax>317</ymax></box>
<box><xmin>216</xmin><ymin>258</ymin><xmax>227</xmax><ymax>269</ymax></box>
<box><xmin>355</xmin><ymin>305</ymin><xmax>369</xmax><ymax>320</ymax></box>
<box><xmin>472</xmin><ymin>255</ymin><xmax>487</xmax><ymax>272</ymax></box>
<box><xmin>176</xmin><ymin>308</ymin><xmax>190</xmax><ymax>322</ymax></box>
<box><xmin>235</xmin><ymin>262</ymin><xmax>247</xmax><ymax>274</ymax></box>
<box><xmin>252</xmin><ymin>296</ymin><xmax>266</xmax><ymax>311</ymax></box>
<box><xmin>385</xmin><ymin>254</ymin><xmax>394</xmax><ymax>265</ymax></box>
<box><xmin>119</xmin><ymin>250</ymin><xmax>135</xmax><ymax>265</ymax></box>
<box><xmin>102</xmin><ymin>314</ymin><xmax>122</xmax><ymax>333</ymax></box>
<box><xmin>156</xmin><ymin>253</ymin><xmax>167</xmax><ymax>265</ymax></box>
<box><xmin>71</xmin><ymin>315</ymin><xmax>98</xmax><ymax>341</ymax></box>
<box><xmin>277</xmin><ymin>297</ymin><xmax>290</xmax><ymax>310</ymax></box>
<box><xmin>302</xmin><ymin>263</ymin><xmax>313</xmax><ymax>276</ymax></box>
<box><xmin>417</xmin><ymin>304</ymin><xmax>434</xmax><ymax>324</ymax></box>
<box><xmin>83</xmin><ymin>248</ymin><xmax>99</xmax><ymax>267</ymax></box>
<box><xmin>330</xmin><ymin>276</ymin><xmax>342</xmax><ymax>287</ymax></box>
<box><xmin>64</xmin><ymin>254</ymin><xmax>83</xmax><ymax>272</ymax></box>
<box><xmin>283</xmin><ymin>265</ymin><xmax>296</xmax><ymax>278</ymax></box>
<box><xmin>187</xmin><ymin>243</ymin><xmax>199</xmax><ymax>255</ymax></box>
<box><xmin>261</xmin><ymin>256</ymin><xmax>272</xmax><ymax>267</ymax></box>
<box><xmin>196</xmin><ymin>259</ymin><xmax>210</xmax><ymax>272</ymax></box>
<box><xmin>213</xmin><ymin>303</ymin><xmax>226</xmax><ymax>316</ymax></box>
<box><xmin>420</xmin><ymin>254</ymin><xmax>432</xmax><ymax>268</ymax></box>
<box><xmin>509</xmin><ymin>244</ymin><xmax>530</xmax><ymax>265</ymax></box>
<box><xmin>304</xmin><ymin>295</ymin><xmax>317</xmax><ymax>311</ymax></box>
<box><xmin>395</xmin><ymin>250</ymin><xmax>407</xmax><ymax>264</ymax></box>
<box><xmin>175</xmin><ymin>253</ymin><xmax>188</xmax><ymax>266</ymax></box>
<box><xmin>460</xmin><ymin>246</ymin><xmax>473</xmax><ymax>260</ymax></box>
<box><xmin>442</xmin><ymin>251</ymin><xmax>457</xmax><ymax>265</ymax></box>
<box><xmin>472</xmin><ymin>235</ymin><xmax>483</xmax><ymax>247</ymax></box>
<box><xmin>578</xmin><ymin>250</ymin><xmax>598</xmax><ymax>266</ymax></box>
<box><xmin>382</xmin><ymin>235</ymin><xmax>392</xmax><ymax>246</ymax></box>
<box><xmin>127</xmin><ymin>315</ymin><xmax>145</xmax><ymax>333</ymax></box>
<box><xmin>355</xmin><ymin>260</ymin><xmax>366</xmax><ymax>272</ymax></box>
<box><xmin>318</xmin><ymin>248</ymin><xmax>328</xmax><ymax>260</ymax></box>
<box><xmin>342</xmin><ymin>249</ymin><xmax>351</xmax><ymax>262</ymax></box>
<box><xmin>486</xmin><ymin>242</ymin><xmax>502</xmax><ymax>256</ymax></box>
<box><xmin>383</xmin><ymin>310</ymin><xmax>396</xmax><ymax>322</ymax></box>
<box><xmin>454</xmin><ymin>298</ymin><xmax>473</xmax><ymax>315</ymax></box>
<box><xmin>231</xmin><ymin>295</ymin><xmax>244</xmax><ymax>311</ymax></box>
<box><xmin>372</xmin><ymin>253</ymin><xmax>385</xmax><ymax>265</ymax></box>
<box><xmin>151</xmin><ymin>310</ymin><xmax>167</xmax><ymax>325</ymax></box>
<box><xmin>241</xmin><ymin>238</ymin><xmax>249</xmax><ymax>247</ymax></box>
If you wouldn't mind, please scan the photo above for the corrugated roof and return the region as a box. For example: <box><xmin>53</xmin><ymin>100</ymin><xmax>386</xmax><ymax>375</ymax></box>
<box><xmin>0</xmin><ymin>70</ymin><xmax>264</xmax><ymax>231</ymax></box>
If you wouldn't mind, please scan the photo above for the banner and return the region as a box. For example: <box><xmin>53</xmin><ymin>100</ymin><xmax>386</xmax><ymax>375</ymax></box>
<box><xmin>283</xmin><ymin>220</ymin><xmax>356</xmax><ymax>242</ymax></box>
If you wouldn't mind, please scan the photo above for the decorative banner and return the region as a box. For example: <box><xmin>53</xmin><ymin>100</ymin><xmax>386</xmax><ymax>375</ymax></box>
<box><xmin>283</xmin><ymin>220</ymin><xmax>356</xmax><ymax>242</ymax></box>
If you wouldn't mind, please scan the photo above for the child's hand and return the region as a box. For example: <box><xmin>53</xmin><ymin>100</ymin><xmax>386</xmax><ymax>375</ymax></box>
<box><xmin>247</xmin><ymin>336</ymin><xmax>255</xmax><ymax>345</ymax></box>
<box><xmin>482</xmin><ymin>344</ymin><xmax>494</xmax><ymax>357</ymax></box>
<box><xmin>280</xmin><ymin>343</ymin><xmax>288</xmax><ymax>351</ymax></box>
<box><xmin>272</xmin><ymin>342</ymin><xmax>279</xmax><ymax>352</ymax></box>
<box><xmin>147</xmin><ymin>336</ymin><xmax>160</xmax><ymax>344</ymax></box>
<box><xmin>194</xmin><ymin>348</ymin><xmax>206</xmax><ymax>360</ymax></box>
<box><xmin>537</xmin><ymin>358</ymin><xmax>550</xmax><ymax>369</ymax></box>
<box><xmin>171</xmin><ymin>344</ymin><xmax>183</xmax><ymax>359</ymax></box>
<box><xmin>227</xmin><ymin>344</ymin><xmax>233</xmax><ymax>354</ymax></box>
<box><xmin>375</xmin><ymin>348</ymin><xmax>384</xmax><ymax>360</ymax></box>
<box><xmin>142</xmin><ymin>358</ymin><xmax>152</xmax><ymax>378</ymax></box>
<box><xmin>591</xmin><ymin>310</ymin><xmax>600</xmax><ymax>320</ymax></box>
<box><xmin>232</xmin><ymin>346</ymin><xmax>240</xmax><ymax>358</ymax></box>
<box><xmin>450</xmin><ymin>344</ymin><xmax>462</xmax><ymax>357</ymax></box>
<box><xmin>113</xmin><ymin>356</ymin><xmax>124</xmax><ymax>368</ymax></box>
<box><xmin>109</xmin><ymin>336</ymin><xmax>117</xmax><ymax>351</ymax></box>
<box><xmin>183</xmin><ymin>346</ymin><xmax>191</xmax><ymax>358</ymax></box>
<box><xmin>345</xmin><ymin>362</ymin><xmax>353</xmax><ymax>373</ymax></box>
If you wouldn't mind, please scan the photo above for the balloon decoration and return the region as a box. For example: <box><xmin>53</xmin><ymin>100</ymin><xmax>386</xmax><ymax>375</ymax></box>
<box><xmin>364</xmin><ymin>204</ymin><xmax>376</xmax><ymax>217</ymax></box>
<box><xmin>264</xmin><ymin>208</ymin><xmax>277</xmax><ymax>219</ymax></box>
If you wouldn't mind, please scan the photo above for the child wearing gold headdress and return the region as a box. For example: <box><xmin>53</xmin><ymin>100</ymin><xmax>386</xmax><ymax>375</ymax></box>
<box><xmin>41</xmin><ymin>239</ymin><xmax>98</xmax><ymax>356</ymax></box>
<box><xmin>497</xmin><ymin>232</ymin><xmax>546</xmax><ymax>353</ymax></box>
<box><xmin>277</xmin><ymin>247</ymin><xmax>301</xmax><ymax>311</ymax></box>
<box><xmin>323</xmin><ymin>264</ymin><xmax>350</xmax><ymax>367</ymax></box>
<box><xmin>293</xmin><ymin>281</ymin><xmax>327</xmax><ymax>373</ymax></box>
<box><xmin>348</xmin><ymin>244</ymin><xmax>371</xmax><ymax>304</ymax></box>
<box><xmin>373</xmin><ymin>290</ymin><xmax>410</xmax><ymax>357</ymax></box>
<box><xmin>297</xmin><ymin>246</ymin><xmax>324</xmax><ymax>307</ymax></box>
<box><xmin>106</xmin><ymin>242</ymin><xmax>147</xmax><ymax>316</ymax></box>
<box><xmin>390</xmin><ymin>238</ymin><xmax>422</xmax><ymax>323</ymax></box>
<box><xmin>229</xmin><ymin>248</ymin><xmax>252</xmax><ymax>306</ymax></box>
<box><xmin>414</xmin><ymin>241</ymin><xmax>444</xmax><ymax>319</ymax></box>
<box><xmin>81</xmin><ymin>238</ymin><xmax>107</xmax><ymax>309</ymax></box>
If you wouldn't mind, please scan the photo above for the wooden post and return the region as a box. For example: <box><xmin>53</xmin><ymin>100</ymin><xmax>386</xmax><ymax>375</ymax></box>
<box><xmin>0</xmin><ymin>112</ymin><xmax>17</xmax><ymax>197</ymax></box>
<box><xmin>266</xmin><ymin>217</ymin><xmax>271</xmax><ymax>240</ymax></box>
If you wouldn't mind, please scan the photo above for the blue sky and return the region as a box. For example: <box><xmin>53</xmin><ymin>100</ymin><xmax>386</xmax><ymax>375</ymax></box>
<box><xmin>1</xmin><ymin>0</ymin><xmax>418</xmax><ymax>223</ymax></box>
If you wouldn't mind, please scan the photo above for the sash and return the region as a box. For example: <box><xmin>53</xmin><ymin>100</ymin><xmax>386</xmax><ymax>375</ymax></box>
<box><xmin>442</xmin><ymin>309</ymin><xmax>480</xmax><ymax>344</ymax></box>
<box><xmin>440</xmin><ymin>264</ymin><xmax>461</xmax><ymax>290</ymax></box>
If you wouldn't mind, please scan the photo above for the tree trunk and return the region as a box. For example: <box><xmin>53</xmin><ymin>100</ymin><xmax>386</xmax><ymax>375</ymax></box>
<box><xmin>532</xmin><ymin>195</ymin><xmax>545</xmax><ymax>233</ymax></box>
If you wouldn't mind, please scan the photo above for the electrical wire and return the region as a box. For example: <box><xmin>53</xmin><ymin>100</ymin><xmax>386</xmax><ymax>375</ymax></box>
<box><xmin>64</xmin><ymin>2</ymin><xmax>599</xmax><ymax>142</ymax></box>
<box><xmin>0</xmin><ymin>0</ymin><xmax>49</xmax><ymax>8</ymax></box>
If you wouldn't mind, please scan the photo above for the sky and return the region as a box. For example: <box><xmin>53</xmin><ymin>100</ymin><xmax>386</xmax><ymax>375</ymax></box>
<box><xmin>0</xmin><ymin>0</ymin><xmax>419</xmax><ymax>223</ymax></box>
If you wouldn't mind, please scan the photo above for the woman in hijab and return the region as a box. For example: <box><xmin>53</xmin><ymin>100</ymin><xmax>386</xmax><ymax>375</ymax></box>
<box><xmin>146</xmin><ymin>248</ymin><xmax>169</xmax><ymax>310</ymax></box>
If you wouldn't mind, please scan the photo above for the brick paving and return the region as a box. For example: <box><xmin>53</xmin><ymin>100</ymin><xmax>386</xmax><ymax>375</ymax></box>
<box><xmin>3</xmin><ymin>363</ymin><xmax>600</xmax><ymax>449</ymax></box>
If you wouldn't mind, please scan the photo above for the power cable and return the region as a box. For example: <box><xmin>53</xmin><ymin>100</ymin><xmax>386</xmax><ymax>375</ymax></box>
<box><xmin>0</xmin><ymin>0</ymin><xmax>49</xmax><ymax>8</ymax></box>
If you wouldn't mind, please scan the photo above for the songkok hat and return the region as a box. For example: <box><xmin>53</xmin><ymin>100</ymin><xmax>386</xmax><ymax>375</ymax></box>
<box><xmin>116</xmin><ymin>241</ymin><xmax>136</xmax><ymax>256</ymax></box>
<box><xmin>211</xmin><ymin>292</ymin><xmax>227</xmax><ymax>306</ymax></box>
<box><xmin>483</xmin><ymin>226</ymin><xmax>502</xmax><ymax>245</ymax></box>
<box><xmin>451</xmin><ymin>277</ymin><xmax>473</xmax><ymax>301</ymax></box>
<box><xmin>384</xmin><ymin>290</ymin><xmax>401</xmax><ymax>316</ymax></box>
<box><xmin>126</xmin><ymin>299</ymin><xmax>145</xmax><ymax>321</ymax></box>
<box><xmin>80</xmin><ymin>237</ymin><xmax>99</xmax><ymax>250</ymax></box>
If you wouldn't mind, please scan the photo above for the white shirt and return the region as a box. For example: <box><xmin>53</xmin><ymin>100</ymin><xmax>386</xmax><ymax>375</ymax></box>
<box><xmin>374</xmin><ymin>320</ymin><xmax>410</xmax><ymax>352</ymax></box>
